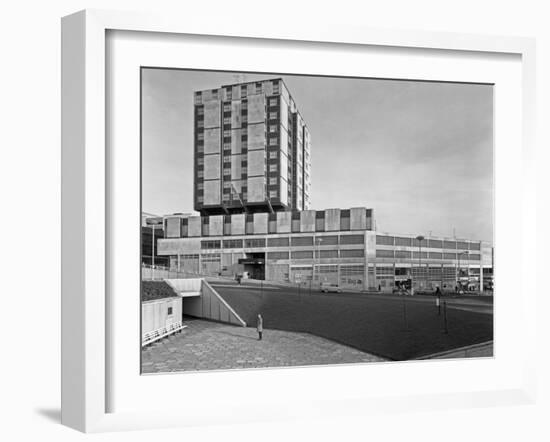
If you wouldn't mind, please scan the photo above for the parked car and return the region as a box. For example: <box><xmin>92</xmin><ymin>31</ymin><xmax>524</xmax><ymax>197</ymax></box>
<box><xmin>320</xmin><ymin>282</ymin><xmax>343</xmax><ymax>293</ymax></box>
<box><xmin>392</xmin><ymin>287</ymin><xmax>411</xmax><ymax>296</ymax></box>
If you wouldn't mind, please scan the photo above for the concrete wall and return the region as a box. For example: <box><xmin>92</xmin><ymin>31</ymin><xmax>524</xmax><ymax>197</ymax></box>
<box><xmin>183</xmin><ymin>280</ymin><xmax>246</xmax><ymax>326</ymax></box>
<box><xmin>203</xmin><ymin>101</ymin><xmax>220</xmax><ymax>128</ymax></box>
<box><xmin>204</xmin><ymin>154</ymin><xmax>220</xmax><ymax>180</ymax></box>
<box><xmin>247</xmin><ymin>176</ymin><xmax>265</xmax><ymax>202</ymax></box>
<box><xmin>300</xmin><ymin>210</ymin><xmax>316</xmax><ymax>232</ymax></box>
<box><xmin>350</xmin><ymin>207</ymin><xmax>367</xmax><ymax>230</ymax></box>
<box><xmin>253</xmin><ymin>213</ymin><xmax>268</xmax><ymax>234</ymax></box>
<box><xmin>231</xmin><ymin>214</ymin><xmax>245</xmax><ymax>235</ymax></box>
<box><xmin>266</xmin><ymin>263</ymin><xmax>289</xmax><ymax>281</ymax></box>
<box><xmin>276</xmin><ymin>211</ymin><xmax>291</xmax><ymax>233</ymax></box>
<box><xmin>188</xmin><ymin>216</ymin><xmax>202</xmax><ymax>237</ymax></box>
<box><xmin>231</xmin><ymin>101</ymin><xmax>242</xmax><ymax>128</ymax></box>
<box><xmin>248</xmin><ymin>149</ymin><xmax>265</xmax><ymax>176</ymax></box>
<box><xmin>248</xmin><ymin>94</ymin><xmax>265</xmax><ymax>124</ymax></box>
<box><xmin>142</xmin><ymin>297</ymin><xmax>182</xmax><ymax>335</ymax></box>
<box><xmin>209</xmin><ymin>215</ymin><xmax>224</xmax><ymax>236</ymax></box>
<box><xmin>204</xmin><ymin>180</ymin><xmax>220</xmax><ymax>205</ymax></box>
<box><xmin>248</xmin><ymin>123</ymin><xmax>265</xmax><ymax>150</ymax></box>
<box><xmin>325</xmin><ymin>209</ymin><xmax>341</xmax><ymax>231</ymax></box>
<box><xmin>204</xmin><ymin>128</ymin><xmax>220</xmax><ymax>154</ymax></box>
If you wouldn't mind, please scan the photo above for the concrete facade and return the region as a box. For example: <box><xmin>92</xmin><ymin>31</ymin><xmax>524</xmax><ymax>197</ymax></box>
<box><xmin>158</xmin><ymin>207</ymin><xmax>492</xmax><ymax>292</ymax></box>
<box><xmin>194</xmin><ymin>78</ymin><xmax>311</xmax><ymax>215</ymax></box>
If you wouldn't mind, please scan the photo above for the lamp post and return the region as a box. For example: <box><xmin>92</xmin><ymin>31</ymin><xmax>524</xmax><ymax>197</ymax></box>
<box><xmin>457</xmin><ymin>250</ymin><xmax>469</xmax><ymax>292</ymax></box>
<box><xmin>415</xmin><ymin>235</ymin><xmax>425</xmax><ymax>293</ymax></box>
<box><xmin>146</xmin><ymin>217</ymin><xmax>163</xmax><ymax>280</ymax></box>
<box><xmin>314</xmin><ymin>237</ymin><xmax>323</xmax><ymax>290</ymax></box>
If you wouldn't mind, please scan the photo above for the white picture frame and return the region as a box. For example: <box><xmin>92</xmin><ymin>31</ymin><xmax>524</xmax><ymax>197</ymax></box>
<box><xmin>61</xmin><ymin>9</ymin><xmax>537</xmax><ymax>433</ymax></box>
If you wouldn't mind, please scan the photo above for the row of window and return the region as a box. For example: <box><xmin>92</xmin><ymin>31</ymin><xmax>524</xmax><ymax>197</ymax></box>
<box><xmin>201</xmin><ymin>234</ymin><xmax>365</xmax><ymax>249</ymax></box>
<box><xmin>376</xmin><ymin>235</ymin><xmax>481</xmax><ymax>250</ymax></box>
<box><xmin>194</xmin><ymin>81</ymin><xmax>281</xmax><ymax>103</ymax></box>
<box><xmin>167</xmin><ymin>211</ymin><xmax>372</xmax><ymax>235</ymax></box>
<box><xmin>265</xmin><ymin>249</ymin><xmax>364</xmax><ymax>260</ymax></box>
<box><xmin>376</xmin><ymin>249</ymin><xmax>481</xmax><ymax>260</ymax></box>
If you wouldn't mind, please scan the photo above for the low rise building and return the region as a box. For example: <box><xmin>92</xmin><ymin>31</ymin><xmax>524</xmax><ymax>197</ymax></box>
<box><xmin>156</xmin><ymin>207</ymin><xmax>492</xmax><ymax>292</ymax></box>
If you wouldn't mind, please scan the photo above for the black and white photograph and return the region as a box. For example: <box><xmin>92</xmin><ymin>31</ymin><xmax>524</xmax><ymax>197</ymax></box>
<box><xmin>140</xmin><ymin>69</ymin><xmax>494</xmax><ymax>373</ymax></box>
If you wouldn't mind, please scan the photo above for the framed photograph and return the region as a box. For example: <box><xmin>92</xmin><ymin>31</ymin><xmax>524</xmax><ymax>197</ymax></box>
<box><xmin>61</xmin><ymin>9</ymin><xmax>536</xmax><ymax>432</ymax></box>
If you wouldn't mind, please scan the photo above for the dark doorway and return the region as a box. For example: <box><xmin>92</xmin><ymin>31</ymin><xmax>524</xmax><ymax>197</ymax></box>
<box><xmin>238</xmin><ymin>253</ymin><xmax>265</xmax><ymax>280</ymax></box>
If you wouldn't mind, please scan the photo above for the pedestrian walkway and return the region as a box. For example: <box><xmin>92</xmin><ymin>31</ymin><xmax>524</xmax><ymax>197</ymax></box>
<box><xmin>141</xmin><ymin>318</ymin><xmax>385</xmax><ymax>373</ymax></box>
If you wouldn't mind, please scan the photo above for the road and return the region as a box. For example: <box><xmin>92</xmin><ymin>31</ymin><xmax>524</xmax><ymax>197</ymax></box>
<box><xmin>208</xmin><ymin>279</ymin><xmax>493</xmax><ymax>315</ymax></box>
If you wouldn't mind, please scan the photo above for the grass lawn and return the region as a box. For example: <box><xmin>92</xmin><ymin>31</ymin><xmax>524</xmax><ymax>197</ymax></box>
<box><xmin>215</xmin><ymin>286</ymin><xmax>493</xmax><ymax>360</ymax></box>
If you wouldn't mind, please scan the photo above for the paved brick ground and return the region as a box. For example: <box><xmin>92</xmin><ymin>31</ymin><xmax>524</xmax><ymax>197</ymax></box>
<box><xmin>141</xmin><ymin>318</ymin><xmax>385</xmax><ymax>373</ymax></box>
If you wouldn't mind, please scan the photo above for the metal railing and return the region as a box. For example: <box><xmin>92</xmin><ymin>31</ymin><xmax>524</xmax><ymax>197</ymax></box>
<box><xmin>142</xmin><ymin>321</ymin><xmax>186</xmax><ymax>347</ymax></box>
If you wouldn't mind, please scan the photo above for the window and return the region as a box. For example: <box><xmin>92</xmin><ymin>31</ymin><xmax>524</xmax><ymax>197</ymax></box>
<box><xmin>201</xmin><ymin>253</ymin><xmax>221</xmax><ymax>263</ymax></box>
<box><xmin>428</xmin><ymin>239</ymin><xmax>443</xmax><ymax>248</ymax></box>
<box><xmin>197</xmin><ymin>120</ymin><xmax>204</xmax><ymax>128</ymax></box>
<box><xmin>429</xmin><ymin>252</ymin><xmax>443</xmax><ymax>259</ymax></box>
<box><xmin>395</xmin><ymin>250</ymin><xmax>412</xmax><ymax>259</ymax></box>
<box><xmin>376</xmin><ymin>249</ymin><xmax>394</xmax><ymax>258</ymax></box>
<box><xmin>267</xmin><ymin>251</ymin><xmax>289</xmax><ymax>260</ymax></box>
<box><xmin>395</xmin><ymin>237</ymin><xmax>412</xmax><ymax>247</ymax></box>
<box><xmin>291</xmin><ymin>236</ymin><xmax>313</xmax><ymax>247</ymax></box>
<box><xmin>444</xmin><ymin>253</ymin><xmax>457</xmax><ymax>260</ymax></box>
<box><xmin>223</xmin><ymin>117</ymin><xmax>231</xmax><ymax>124</ymax></box>
<box><xmin>269</xmin><ymin>138</ymin><xmax>278</xmax><ymax>146</ymax></box>
<box><xmin>269</xmin><ymin>190</ymin><xmax>278</xmax><ymax>198</ymax></box>
<box><xmin>376</xmin><ymin>235</ymin><xmax>394</xmax><ymax>246</ymax></box>
<box><xmin>292</xmin><ymin>250</ymin><xmax>313</xmax><ymax>259</ymax></box>
<box><xmin>223</xmin><ymin>239</ymin><xmax>243</xmax><ymax>249</ymax></box>
<box><xmin>197</xmin><ymin>171</ymin><xmax>204</xmax><ymax>178</ymax></box>
<box><xmin>269</xmin><ymin>177</ymin><xmax>278</xmax><ymax>185</ymax></box>
<box><xmin>197</xmin><ymin>196</ymin><xmax>204</xmax><ymax>203</ymax></box>
<box><xmin>269</xmin><ymin>125</ymin><xmax>278</xmax><ymax>133</ymax></box>
<box><xmin>469</xmin><ymin>242</ymin><xmax>481</xmax><ymax>251</ymax></box>
<box><xmin>272</xmin><ymin>80</ymin><xmax>280</xmax><ymax>93</ymax></box>
<box><xmin>245</xmin><ymin>238</ymin><xmax>266</xmax><ymax>248</ymax></box>
<box><xmin>269</xmin><ymin>98</ymin><xmax>278</xmax><ymax>106</ymax></box>
<box><xmin>316</xmin><ymin>235</ymin><xmax>338</xmax><ymax>246</ymax></box>
<box><xmin>340</xmin><ymin>234</ymin><xmax>364</xmax><ymax>245</ymax></box>
<box><xmin>196</xmin><ymin>106</ymin><xmax>204</xmax><ymax>115</ymax></box>
<box><xmin>197</xmin><ymin>183</ymin><xmax>204</xmax><ymax>190</ymax></box>
<box><xmin>267</xmin><ymin>237</ymin><xmax>290</xmax><ymax>247</ymax></box>
<box><xmin>197</xmin><ymin>133</ymin><xmax>204</xmax><ymax>140</ymax></box>
<box><xmin>340</xmin><ymin>249</ymin><xmax>364</xmax><ymax>258</ymax></box>
<box><xmin>223</xmin><ymin>130</ymin><xmax>231</xmax><ymax>137</ymax></box>
<box><xmin>201</xmin><ymin>240</ymin><xmax>221</xmax><ymax>249</ymax></box>
<box><xmin>269</xmin><ymin>112</ymin><xmax>278</xmax><ymax>119</ymax></box>
<box><xmin>443</xmin><ymin>240</ymin><xmax>456</xmax><ymax>249</ymax></box>
<box><xmin>269</xmin><ymin>152</ymin><xmax>278</xmax><ymax>159</ymax></box>
<box><xmin>318</xmin><ymin>250</ymin><xmax>338</xmax><ymax>258</ymax></box>
<box><xmin>269</xmin><ymin>164</ymin><xmax>278</xmax><ymax>172</ymax></box>
<box><xmin>223</xmin><ymin>103</ymin><xmax>231</xmax><ymax>112</ymax></box>
<box><xmin>167</xmin><ymin>307</ymin><xmax>173</xmax><ymax>316</ymax></box>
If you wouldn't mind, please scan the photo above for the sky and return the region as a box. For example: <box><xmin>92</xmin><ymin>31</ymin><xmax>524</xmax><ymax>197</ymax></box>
<box><xmin>141</xmin><ymin>69</ymin><xmax>493</xmax><ymax>242</ymax></box>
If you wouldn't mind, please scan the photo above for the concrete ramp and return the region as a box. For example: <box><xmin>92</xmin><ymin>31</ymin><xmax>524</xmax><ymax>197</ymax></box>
<box><xmin>166</xmin><ymin>278</ymin><xmax>246</xmax><ymax>327</ymax></box>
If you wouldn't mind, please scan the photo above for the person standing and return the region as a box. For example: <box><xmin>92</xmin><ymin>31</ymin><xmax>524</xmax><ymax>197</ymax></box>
<box><xmin>257</xmin><ymin>313</ymin><xmax>263</xmax><ymax>340</ymax></box>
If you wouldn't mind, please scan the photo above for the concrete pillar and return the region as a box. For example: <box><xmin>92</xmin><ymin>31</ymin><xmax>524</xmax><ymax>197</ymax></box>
<box><xmin>480</xmin><ymin>264</ymin><xmax>484</xmax><ymax>293</ymax></box>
